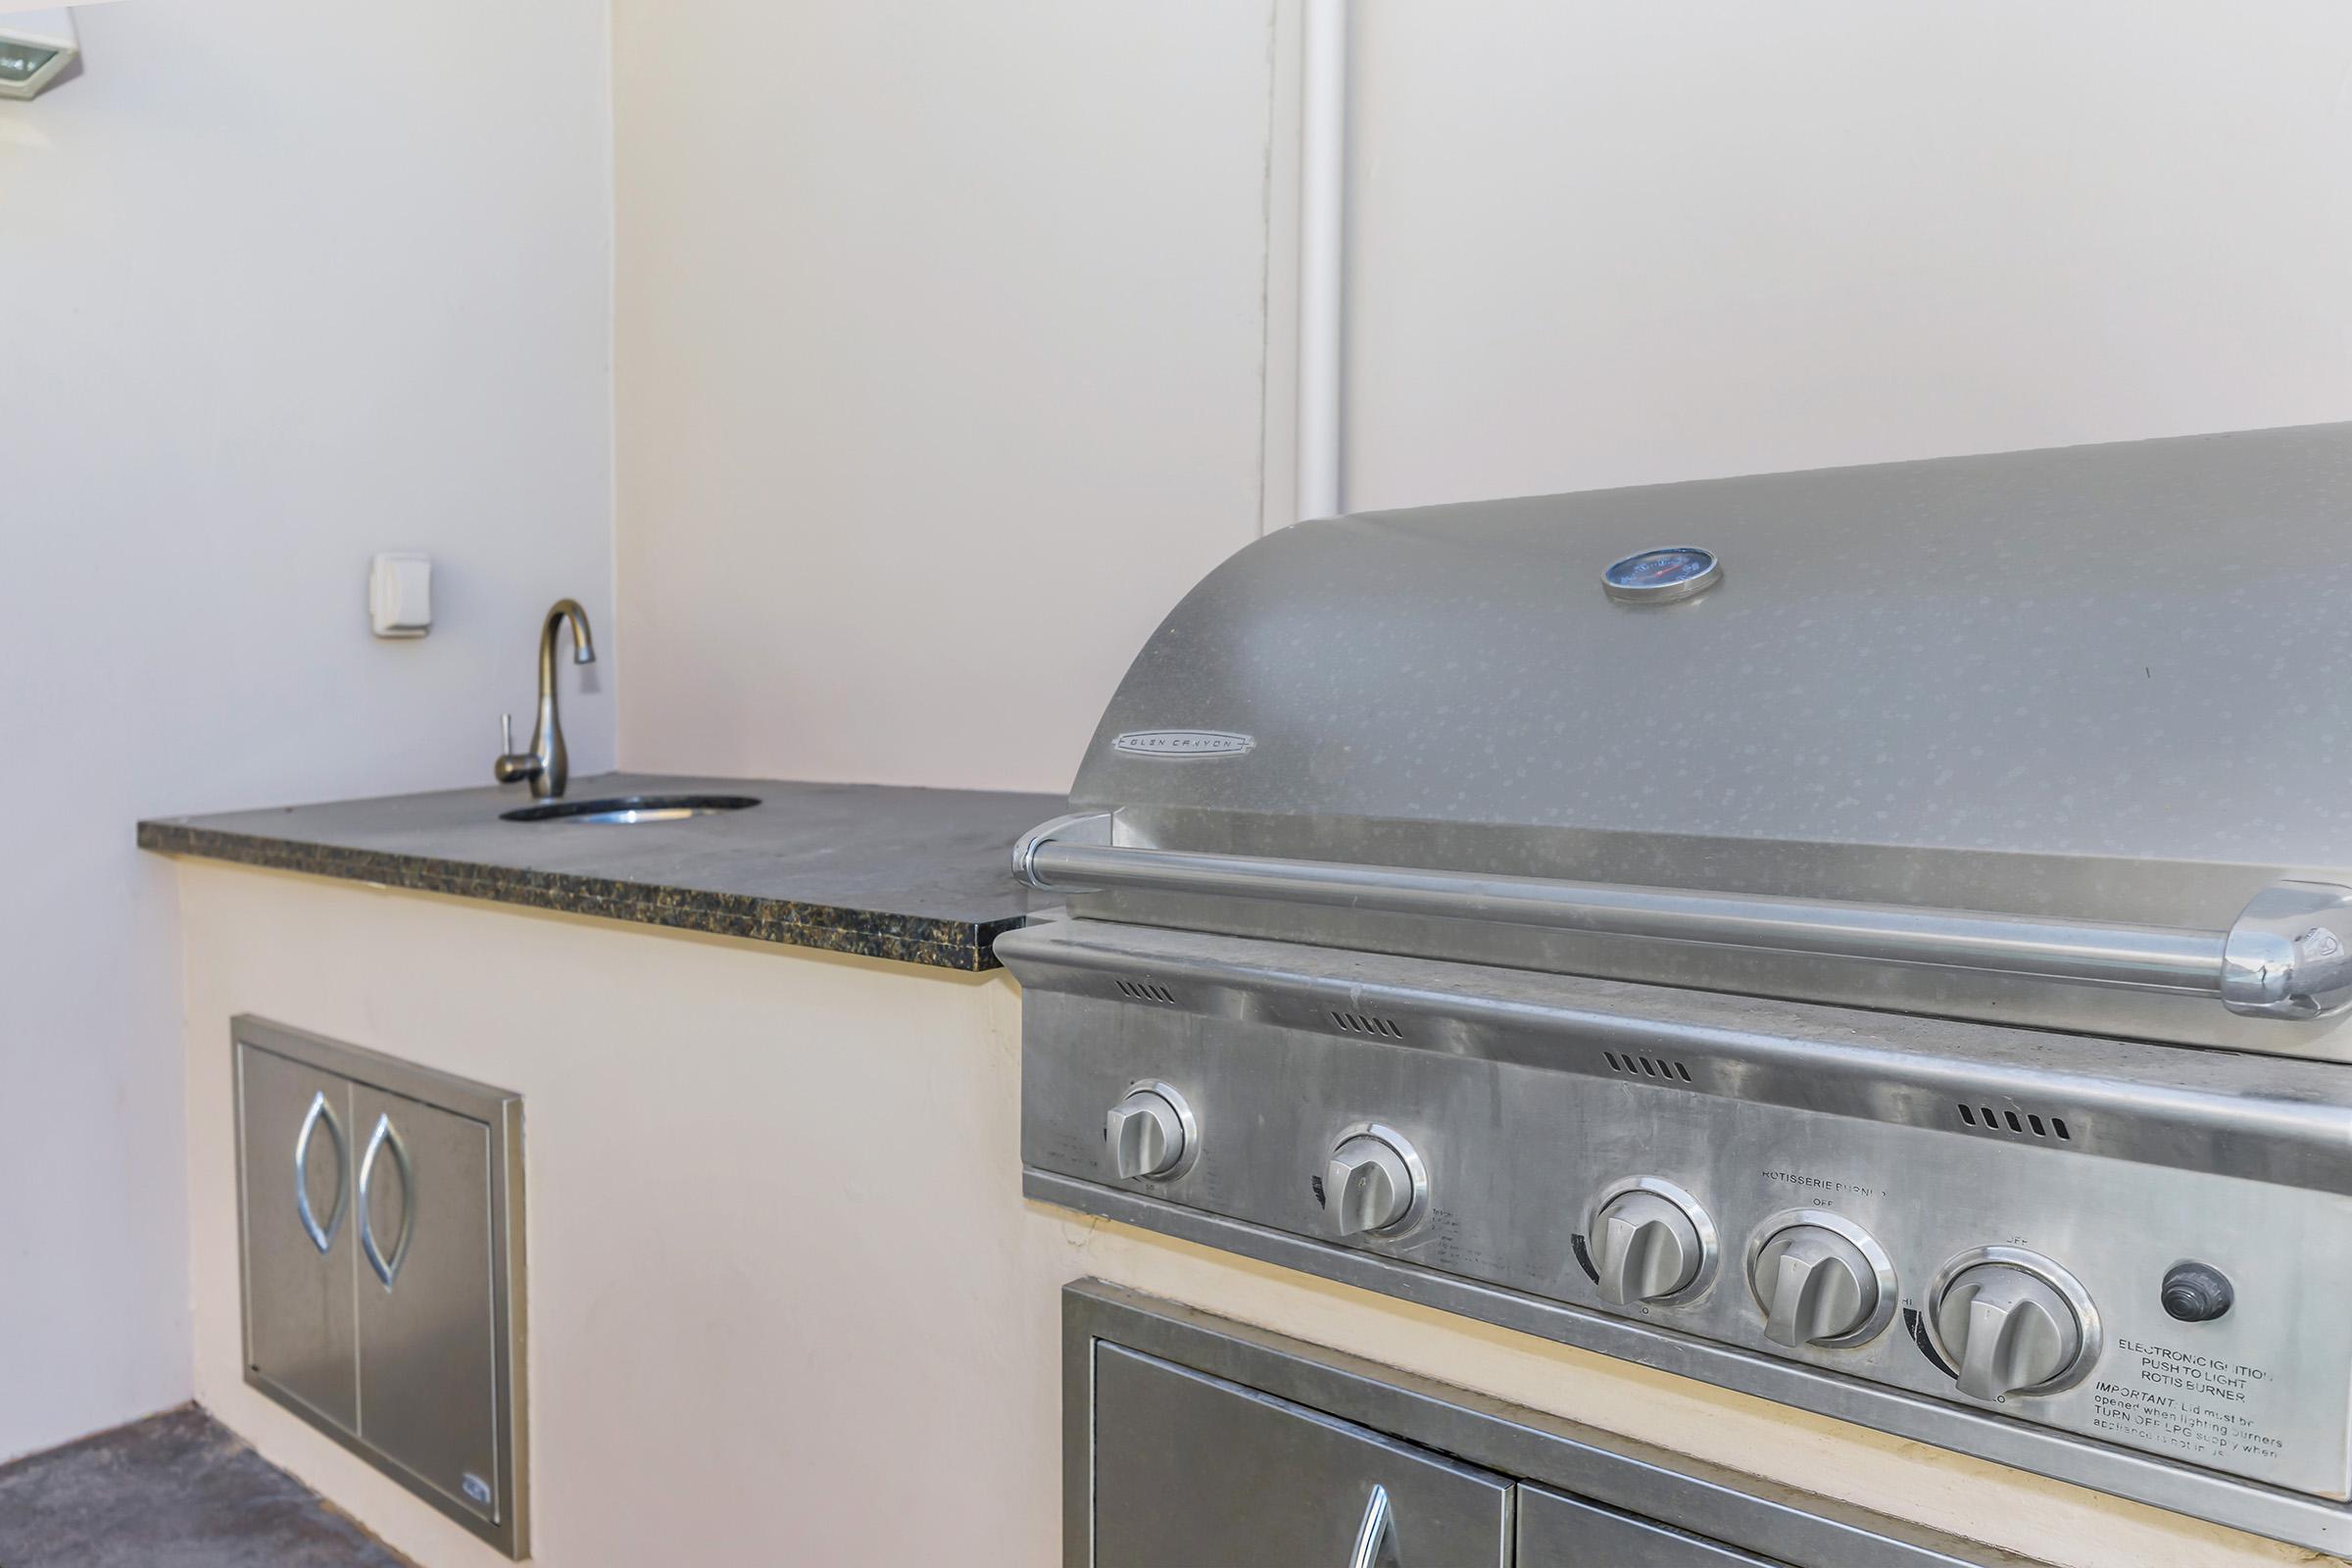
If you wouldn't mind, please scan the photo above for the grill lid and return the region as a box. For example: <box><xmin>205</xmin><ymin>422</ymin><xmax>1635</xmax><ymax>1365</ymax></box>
<box><xmin>1026</xmin><ymin>423</ymin><xmax>2352</xmax><ymax>1057</ymax></box>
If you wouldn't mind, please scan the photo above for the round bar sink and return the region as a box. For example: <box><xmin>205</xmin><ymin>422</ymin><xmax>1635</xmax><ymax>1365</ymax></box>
<box><xmin>500</xmin><ymin>794</ymin><xmax>761</xmax><ymax>825</ymax></box>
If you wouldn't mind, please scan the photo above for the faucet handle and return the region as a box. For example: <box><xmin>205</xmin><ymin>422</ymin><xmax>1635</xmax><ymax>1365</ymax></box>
<box><xmin>493</xmin><ymin>713</ymin><xmax>540</xmax><ymax>786</ymax></box>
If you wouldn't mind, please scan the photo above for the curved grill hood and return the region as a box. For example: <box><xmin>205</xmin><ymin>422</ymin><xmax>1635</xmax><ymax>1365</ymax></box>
<box><xmin>1031</xmin><ymin>423</ymin><xmax>2352</xmax><ymax>1057</ymax></box>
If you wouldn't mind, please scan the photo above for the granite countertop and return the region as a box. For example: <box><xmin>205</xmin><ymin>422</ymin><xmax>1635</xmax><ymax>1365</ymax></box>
<box><xmin>137</xmin><ymin>773</ymin><xmax>1064</xmax><ymax>971</ymax></box>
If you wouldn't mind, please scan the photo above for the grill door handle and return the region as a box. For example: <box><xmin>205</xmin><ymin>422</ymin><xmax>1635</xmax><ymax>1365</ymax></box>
<box><xmin>357</xmin><ymin>1112</ymin><xmax>415</xmax><ymax>1290</ymax></box>
<box><xmin>292</xmin><ymin>1091</ymin><xmax>347</xmax><ymax>1255</ymax></box>
<box><xmin>1015</xmin><ymin>817</ymin><xmax>2352</xmax><ymax>1021</ymax></box>
<box><xmin>1346</xmin><ymin>1483</ymin><xmax>1395</xmax><ymax>1568</ymax></box>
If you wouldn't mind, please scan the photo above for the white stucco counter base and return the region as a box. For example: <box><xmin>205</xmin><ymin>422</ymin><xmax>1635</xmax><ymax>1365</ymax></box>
<box><xmin>171</xmin><ymin>862</ymin><xmax>2327</xmax><ymax>1567</ymax></box>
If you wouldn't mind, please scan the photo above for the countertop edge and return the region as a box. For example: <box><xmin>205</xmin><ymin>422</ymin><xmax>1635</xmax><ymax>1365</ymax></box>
<box><xmin>137</xmin><ymin>819</ymin><xmax>1019</xmax><ymax>973</ymax></box>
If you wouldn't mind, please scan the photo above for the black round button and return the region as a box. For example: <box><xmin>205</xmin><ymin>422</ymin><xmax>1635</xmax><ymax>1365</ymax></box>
<box><xmin>2160</xmin><ymin>1261</ymin><xmax>2233</xmax><ymax>1323</ymax></box>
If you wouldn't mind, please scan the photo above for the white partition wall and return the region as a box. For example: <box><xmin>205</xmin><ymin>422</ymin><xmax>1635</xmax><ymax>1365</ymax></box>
<box><xmin>611</xmin><ymin>0</ymin><xmax>1279</xmax><ymax>794</ymax></box>
<box><xmin>610</xmin><ymin>2</ymin><xmax>2352</xmax><ymax>790</ymax></box>
<box><xmin>0</xmin><ymin>0</ymin><xmax>614</xmax><ymax>1461</ymax></box>
<box><xmin>1343</xmin><ymin>1</ymin><xmax>2352</xmax><ymax>512</ymax></box>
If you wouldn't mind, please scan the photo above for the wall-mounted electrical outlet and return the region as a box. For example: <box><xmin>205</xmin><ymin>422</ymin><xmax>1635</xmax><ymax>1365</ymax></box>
<box><xmin>368</xmin><ymin>553</ymin><xmax>432</xmax><ymax>638</ymax></box>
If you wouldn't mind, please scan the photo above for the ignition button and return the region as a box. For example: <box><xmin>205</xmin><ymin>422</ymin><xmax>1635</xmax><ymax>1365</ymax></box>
<box><xmin>2160</xmin><ymin>1261</ymin><xmax>2234</xmax><ymax>1324</ymax></box>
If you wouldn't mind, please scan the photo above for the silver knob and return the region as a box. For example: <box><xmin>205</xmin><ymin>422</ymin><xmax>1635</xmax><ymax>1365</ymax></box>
<box><xmin>1324</xmin><ymin>1132</ymin><xmax>1422</xmax><ymax>1237</ymax></box>
<box><xmin>1590</xmin><ymin>1189</ymin><xmax>1706</xmax><ymax>1305</ymax></box>
<box><xmin>1104</xmin><ymin>1088</ymin><xmax>1189</xmax><ymax>1181</ymax></box>
<box><xmin>1935</xmin><ymin>1261</ymin><xmax>2087</xmax><ymax>1401</ymax></box>
<box><xmin>1751</xmin><ymin>1224</ymin><xmax>1881</xmax><ymax>1348</ymax></box>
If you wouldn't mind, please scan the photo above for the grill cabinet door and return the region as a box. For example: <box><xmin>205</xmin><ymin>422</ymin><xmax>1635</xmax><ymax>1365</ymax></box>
<box><xmin>236</xmin><ymin>1041</ymin><xmax>359</xmax><ymax>1434</ymax></box>
<box><xmin>1091</xmin><ymin>1345</ymin><xmax>1511</xmax><ymax>1567</ymax></box>
<box><xmin>1517</xmin><ymin>1485</ymin><xmax>1780</xmax><ymax>1566</ymax></box>
<box><xmin>351</xmin><ymin>1084</ymin><xmax>501</xmax><ymax>1524</ymax></box>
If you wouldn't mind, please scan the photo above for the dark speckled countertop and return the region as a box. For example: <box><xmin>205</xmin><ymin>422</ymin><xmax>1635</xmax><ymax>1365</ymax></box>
<box><xmin>137</xmin><ymin>773</ymin><xmax>1064</xmax><ymax>970</ymax></box>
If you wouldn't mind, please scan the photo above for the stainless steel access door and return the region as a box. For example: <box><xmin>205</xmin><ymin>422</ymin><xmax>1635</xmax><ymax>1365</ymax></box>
<box><xmin>236</xmin><ymin>1041</ymin><xmax>360</xmax><ymax>1434</ymax></box>
<box><xmin>232</xmin><ymin>1015</ymin><xmax>528</xmax><ymax>1558</ymax></box>
<box><xmin>1069</xmin><ymin>1282</ymin><xmax>2018</xmax><ymax>1568</ymax></box>
<box><xmin>351</xmin><ymin>1083</ymin><xmax>501</xmax><ymax>1526</ymax></box>
<box><xmin>1518</xmin><ymin>1487</ymin><xmax>1775</xmax><ymax>1566</ymax></box>
<box><xmin>1092</xmin><ymin>1344</ymin><xmax>1513</xmax><ymax>1567</ymax></box>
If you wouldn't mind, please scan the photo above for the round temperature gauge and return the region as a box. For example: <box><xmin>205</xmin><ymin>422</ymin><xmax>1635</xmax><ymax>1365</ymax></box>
<box><xmin>1603</xmin><ymin>546</ymin><xmax>1721</xmax><ymax>605</ymax></box>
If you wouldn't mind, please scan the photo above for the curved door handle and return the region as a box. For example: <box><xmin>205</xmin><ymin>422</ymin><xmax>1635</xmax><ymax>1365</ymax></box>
<box><xmin>1347</xmin><ymin>1483</ymin><xmax>1395</xmax><ymax>1568</ymax></box>
<box><xmin>292</xmin><ymin>1092</ymin><xmax>348</xmax><ymax>1254</ymax></box>
<box><xmin>357</xmin><ymin>1112</ymin><xmax>415</xmax><ymax>1290</ymax></box>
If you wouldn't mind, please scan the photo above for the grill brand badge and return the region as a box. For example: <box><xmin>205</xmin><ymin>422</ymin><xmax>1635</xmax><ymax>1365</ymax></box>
<box><xmin>1113</xmin><ymin>729</ymin><xmax>1256</xmax><ymax>759</ymax></box>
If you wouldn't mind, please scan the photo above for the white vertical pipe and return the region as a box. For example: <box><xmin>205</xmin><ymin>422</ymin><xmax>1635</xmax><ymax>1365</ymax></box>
<box><xmin>1297</xmin><ymin>0</ymin><xmax>1348</xmax><ymax>521</ymax></box>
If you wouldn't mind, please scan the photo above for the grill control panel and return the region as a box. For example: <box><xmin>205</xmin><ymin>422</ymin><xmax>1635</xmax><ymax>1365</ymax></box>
<box><xmin>1009</xmin><ymin>922</ymin><xmax>2352</xmax><ymax>1532</ymax></box>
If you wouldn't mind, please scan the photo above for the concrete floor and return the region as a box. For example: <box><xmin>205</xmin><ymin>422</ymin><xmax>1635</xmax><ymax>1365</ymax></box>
<box><xmin>0</xmin><ymin>1406</ymin><xmax>411</xmax><ymax>1568</ymax></box>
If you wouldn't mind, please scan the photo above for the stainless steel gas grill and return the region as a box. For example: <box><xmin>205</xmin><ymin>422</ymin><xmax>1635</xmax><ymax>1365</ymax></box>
<box><xmin>997</xmin><ymin>423</ymin><xmax>2352</xmax><ymax>1557</ymax></box>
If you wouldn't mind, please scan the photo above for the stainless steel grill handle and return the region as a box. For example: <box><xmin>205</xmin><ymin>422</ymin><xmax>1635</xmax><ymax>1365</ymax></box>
<box><xmin>292</xmin><ymin>1091</ymin><xmax>347</xmax><ymax>1255</ymax></box>
<box><xmin>1015</xmin><ymin>815</ymin><xmax>2352</xmax><ymax>1020</ymax></box>
<box><xmin>358</xmin><ymin>1112</ymin><xmax>415</xmax><ymax>1290</ymax></box>
<box><xmin>1346</xmin><ymin>1484</ymin><xmax>1395</xmax><ymax>1568</ymax></box>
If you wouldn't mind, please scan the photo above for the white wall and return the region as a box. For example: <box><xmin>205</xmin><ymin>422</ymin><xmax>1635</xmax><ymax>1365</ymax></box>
<box><xmin>611</xmin><ymin>1</ymin><xmax>2352</xmax><ymax>792</ymax></box>
<box><xmin>0</xmin><ymin>0</ymin><xmax>614</xmax><ymax>1460</ymax></box>
<box><xmin>1345</xmin><ymin>1</ymin><xmax>2352</xmax><ymax>511</ymax></box>
<box><xmin>612</xmin><ymin>0</ymin><xmax>1278</xmax><ymax>794</ymax></box>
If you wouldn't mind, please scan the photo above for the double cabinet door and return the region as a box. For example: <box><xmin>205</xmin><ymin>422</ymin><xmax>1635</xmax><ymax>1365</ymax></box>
<box><xmin>1092</xmin><ymin>1347</ymin><xmax>1776</xmax><ymax>1567</ymax></box>
<box><xmin>236</xmin><ymin>1037</ymin><xmax>503</xmax><ymax>1532</ymax></box>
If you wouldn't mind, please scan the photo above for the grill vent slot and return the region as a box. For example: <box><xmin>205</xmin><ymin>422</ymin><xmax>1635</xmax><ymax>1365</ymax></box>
<box><xmin>1114</xmin><ymin>979</ymin><xmax>1178</xmax><ymax>1005</ymax></box>
<box><xmin>1956</xmin><ymin>1102</ymin><xmax>2072</xmax><ymax>1142</ymax></box>
<box><xmin>1331</xmin><ymin>1010</ymin><xmax>1405</xmax><ymax>1040</ymax></box>
<box><xmin>1603</xmin><ymin>1050</ymin><xmax>1694</xmax><ymax>1084</ymax></box>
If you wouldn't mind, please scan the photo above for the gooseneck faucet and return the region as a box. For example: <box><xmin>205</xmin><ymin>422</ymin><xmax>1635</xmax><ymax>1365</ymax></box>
<box><xmin>494</xmin><ymin>598</ymin><xmax>596</xmax><ymax>799</ymax></box>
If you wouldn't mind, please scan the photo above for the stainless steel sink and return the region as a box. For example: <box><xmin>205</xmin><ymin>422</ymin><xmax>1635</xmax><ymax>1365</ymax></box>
<box><xmin>500</xmin><ymin>794</ymin><xmax>760</xmax><ymax>825</ymax></box>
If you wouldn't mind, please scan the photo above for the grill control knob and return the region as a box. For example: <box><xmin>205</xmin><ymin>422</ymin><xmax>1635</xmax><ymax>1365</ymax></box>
<box><xmin>1590</xmin><ymin>1187</ymin><xmax>1708</xmax><ymax>1305</ymax></box>
<box><xmin>1324</xmin><ymin>1130</ymin><xmax>1425</xmax><ymax>1237</ymax></box>
<box><xmin>1749</xmin><ymin>1224</ymin><xmax>1883</xmax><ymax>1348</ymax></box>
<box><xmin>1933</xmin><ymin>1259</ymin><xmax>2090</xmax><ymax>1402</ymax></box>
<box><xmin>1104</xmin><ymin>1086</ymin><xmax>1191</xmax><ymax>1181</ymax></box>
